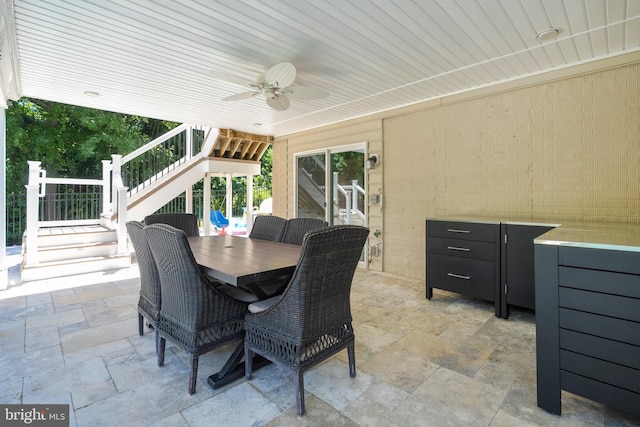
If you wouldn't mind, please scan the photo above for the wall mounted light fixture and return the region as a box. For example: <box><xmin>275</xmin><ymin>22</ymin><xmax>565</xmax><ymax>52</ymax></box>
<box><xmin>366</xmin><ymin>154</ymin><xmax>379</xmax><ymax>170</ymax></box>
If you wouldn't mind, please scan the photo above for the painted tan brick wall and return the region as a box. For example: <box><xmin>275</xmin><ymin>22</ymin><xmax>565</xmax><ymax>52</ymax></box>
<box><xmin>384</xmin><ymin>63</ymin><xmax>640</xmax><ymax>279</ymax></box>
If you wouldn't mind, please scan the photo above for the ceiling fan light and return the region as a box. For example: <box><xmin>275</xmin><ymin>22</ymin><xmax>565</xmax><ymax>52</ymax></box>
<box><xmin>219</xmin><ymin>62</ymin><xmax>326</xmax><ymax>110</ymax></box>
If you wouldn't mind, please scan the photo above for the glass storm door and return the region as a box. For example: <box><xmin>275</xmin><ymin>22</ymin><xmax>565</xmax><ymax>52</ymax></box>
<box><xmin>295</xmin><ymin>153</ymin><xmax>327</xmax><ymax>220</ymax></box>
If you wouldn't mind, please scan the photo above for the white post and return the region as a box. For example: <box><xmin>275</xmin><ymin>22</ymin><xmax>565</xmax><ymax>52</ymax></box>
<box><xmin>111</xmin><ymin>154</ymin><xmax>122</xmax><ymax>213</ymax></box>
<box><xmin>246</xmin><ymin>174</ymin><xmax>254</xmax><ymax>233</ymax></box>
<box><xmin>116</xmin><ymin>187</ymin><xmax>128</xmax><ymax>254</ymax></box>
<box><xmin>225</xmin><ymin>173</ymin><xmax>233</xmax><ymax>219</ymax></box>
<box><xmin>101</xmin><ymin>160</ymin><xmax>111</xmax><ymax>214</ymax></box>
<box><xmin>185</xmin><ymin>124</ymin><xmax>192</xmax><ymax>160</ymax></box>
<box><xmin>203</xmin><ymin>175</ymin><xmax>211</xmax><ymax>236</ymax></box>
<box><xmin>100</xmin><ymin>160</ymin><xmax>112</xmax><ymax>228</ymax></box>
<box><xmin>333</xmin><ymin>172</ymin><xmax>339</xmax><ymax>210</ymax></box>
<box><xmin>351</xmin><ymin>179</ymin><xmax>358</xmax><ymax>218</ymax></box>
<box><xmin>0</xmin><ymin>110</ymin><xmax>6</xmax><ymax>289</ymax></box>
<box><xmin>185</xmin><ymin>125</ymin><xmax>194</xmax><ymax>212</ymax></box>
<box><xmin>345</xmin><ymin>190</ymin><xmax>352</xmax><ymax>224</ymax></box>
<box><xmin>185</xmin><ymin>186</ymin><xmax>193</xmax><ymax>213</ymax></box>
<box><xmin>24</xmin><ymin>161</ymin><xmax>43</xmax><ymax>266</ymax></box>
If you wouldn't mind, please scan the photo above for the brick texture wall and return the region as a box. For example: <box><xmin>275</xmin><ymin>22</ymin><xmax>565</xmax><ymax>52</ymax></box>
<box><xmin>383</xmin><ymin>63</ymin><xmax>640</xmax><ymax>279</ymax></box>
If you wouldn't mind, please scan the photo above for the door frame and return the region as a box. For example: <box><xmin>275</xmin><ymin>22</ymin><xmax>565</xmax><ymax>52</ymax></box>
<box><xmin>293</xmin><ymin>142</ymin><xmax>368</xmax><ymax>266</ymax></box>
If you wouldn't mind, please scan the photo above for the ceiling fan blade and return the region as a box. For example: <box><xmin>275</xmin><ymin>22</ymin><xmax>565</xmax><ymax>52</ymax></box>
<box><xmin>267</xmin><ymin>95</ymin><xmax>290</xmax><ymax>111</ymax></box>
<box><xmin>283</xmin><ymin>85</ymin><xmax>329</xmax><ymax>100</ymax></box>
<box><xmin>264</xmin><ymin>62</ymin><xmax>296</xmax><ymax>88</ymax></box>
<box><xmin>222</xmin><ymin>91</ymin><xmax>259</xmax><ymax>101</ymax></box>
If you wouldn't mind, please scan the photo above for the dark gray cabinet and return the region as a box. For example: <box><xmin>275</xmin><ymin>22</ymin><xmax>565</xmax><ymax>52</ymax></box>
<box><xmin>426</xmin><ymin>219</ymin><xmax>501</xmax><ymax>317</ymax></box>
<box><xmin>535</xmin><ymin>244</ymin><xmax>640</xmax><ymax>417</ymax></box>
<box><xmin>427</xmin><ymin>218</ymin><xmax>556</xmax><ymax>319</ymax></box>
<box><xmin>500</xmin><ymin>224</ymin><xmax>553</xmax><ymax>318</ymax></box>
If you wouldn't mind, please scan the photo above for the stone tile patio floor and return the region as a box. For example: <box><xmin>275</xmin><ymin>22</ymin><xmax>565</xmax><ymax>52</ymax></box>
<box><xmin>1</xmin><ymin>258</ymin><xmax>639</xmax><ymax>426</ymax></box>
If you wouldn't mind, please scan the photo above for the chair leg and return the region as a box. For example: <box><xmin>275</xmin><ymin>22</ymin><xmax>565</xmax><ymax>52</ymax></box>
<box><xmin>138</xmin><ymin>313</ymin><xmax>144</xmax><ymax>336</ymax></box>
<box><xmin>348</xmin><ymin>344</ymin><xmax>356</xmax><ymax>378</ymax></box>
<box><xmin>244</xmin><ymin>345</ymin><xmax>253</xmax><ymax>380</ymax></box>
<box><xmin>295</xmin><ymin>370</ymin><xmax>305</xmax><ymax>416</ymax></box>
<box><xmin>158</xmin><ymin>337</ymin><xmax>166</xmax><ymax>367</ymax></box>
<box><xmin>189</xmin><ymin>355</ymin><xmax>199</xmax><ymax>395</ymax></box>
<box><xmin>154</xmin><ymin>330</ymin><xmax>159</xmax><ymax>355</ymax></box>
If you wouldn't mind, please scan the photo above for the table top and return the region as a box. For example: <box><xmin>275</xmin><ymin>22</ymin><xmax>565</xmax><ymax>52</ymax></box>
<box><xmin>188</xmin><ymin>235</ymin><xmax>302</xmax><ymax>286</ymax></box>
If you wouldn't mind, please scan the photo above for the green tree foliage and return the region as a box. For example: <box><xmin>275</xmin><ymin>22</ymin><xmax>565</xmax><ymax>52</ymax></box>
<box><xmin>6</xmin><ymin>97</ymin><xmax>179</xmax><ymax>194</ymax></box>
<box><xmin>332</xmin><ymin>151</ymin><xmax>364</xmax><ymax>185</ymax></box>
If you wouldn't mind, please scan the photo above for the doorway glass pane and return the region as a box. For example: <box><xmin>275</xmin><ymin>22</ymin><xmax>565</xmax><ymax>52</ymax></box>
<box><xmin>296</xmin><ymin>153</ymin><xmax>326</xmax><ymax>219</ymax></box>
<box><xmin>330</xmin><ymin>150</ymin><xmax>365</xmax><ymax>226</ymax></box>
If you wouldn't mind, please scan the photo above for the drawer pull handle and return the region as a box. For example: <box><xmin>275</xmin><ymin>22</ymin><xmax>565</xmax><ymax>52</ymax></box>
<box><xmin>447</xmin><ymin>228</ymin><xmax>470</xmax><ymax>234</ymax></box>
<box><xmin>447</xmin><ymin>273</ymin><xmax>471</xmax><ymax>280</ymax></box>
<box><xmin>447</xmin><ymin>246</ymin><xmax>470</xmax><ymax>252</ymax></box>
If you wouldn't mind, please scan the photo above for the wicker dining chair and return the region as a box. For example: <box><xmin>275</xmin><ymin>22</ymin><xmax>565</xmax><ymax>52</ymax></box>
<box><xmin>248</xmin><ymin>215</ymin><xmax>287</xmax><ymax>241</ymax></box>
<box><xmin>143</xmin><ymin>212</ymin><xmax>200</xmax><ymax>237</ymax></box>
<box><xmin>126</xmin><ymin>221</ymin><xmax>161</xmax><ymax>351</ymax></box>
<box><xmin>144</xmin><ymin>223</ymin><xmax>253</xmax><ymax>394</ymax></box>
<box><xmin>244</xmin><ymin>225</ymin><xmax>370</xmax><ymax>415</ymax></box>
<box><xmin>280</xmin><ymin>217</ymin><xmax>329</xmax><ymax>245</ymax></box>
<box><xmin>243</xmin><ymin>218</ymin><xmax>330</xmax><ymax>298</ymax></box>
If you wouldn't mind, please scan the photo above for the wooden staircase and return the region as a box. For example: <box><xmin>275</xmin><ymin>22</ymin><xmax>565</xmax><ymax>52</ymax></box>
<box><xmin>20</xmin><ymin>225</ymin><xmax>131</xmax><ymax>282</ymax></box>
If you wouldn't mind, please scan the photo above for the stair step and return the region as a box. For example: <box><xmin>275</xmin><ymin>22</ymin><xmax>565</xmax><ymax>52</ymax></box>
<box><xmin>37</xmin><ymin>226</ymin><xmax>117</xmax><ymax>248</ymax></box>
<box><xmin>33</xmin><ymin>241</ymin><xmax>120</xmax><ymax>263</ymax></box>
<box><xmin>21</xmin><ymin>254</ymin><xmax>131</xmax><ymax>282</ymax></box>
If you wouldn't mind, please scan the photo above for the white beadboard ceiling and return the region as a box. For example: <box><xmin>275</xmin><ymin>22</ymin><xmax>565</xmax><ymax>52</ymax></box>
<box><xmin>3</xmin><ymin>0</ymin><xmax>640</xmax><ymax>137</ymax></box>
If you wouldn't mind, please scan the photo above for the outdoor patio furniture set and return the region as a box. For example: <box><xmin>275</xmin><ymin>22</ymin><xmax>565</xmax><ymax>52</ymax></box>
<box><xmin>127</xmin><ymin>212</ymin><xmax>367</xmax><ymax>415</ymax></box>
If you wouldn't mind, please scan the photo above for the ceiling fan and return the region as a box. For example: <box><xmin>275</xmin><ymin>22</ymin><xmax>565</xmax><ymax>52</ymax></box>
<box><xmin>216</xmin><ymin>62</ymin><xmax>329</xmax><ymax>111</ymax></box>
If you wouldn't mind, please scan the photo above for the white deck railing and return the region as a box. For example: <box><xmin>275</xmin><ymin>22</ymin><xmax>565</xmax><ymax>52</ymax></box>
<box><xmin>24</xmin><ymin>159</ymin><xmax>122</xmax><ymax>264</ymax></box>
<box><xmin>333</xmin><ymin>172</ymin><xmax>365</xmax><ymax>224</ymax></box>
<box><xmin>24</xmin><ymin>124</ymin><xmax>209</xmax><ymax>264</ymax></box>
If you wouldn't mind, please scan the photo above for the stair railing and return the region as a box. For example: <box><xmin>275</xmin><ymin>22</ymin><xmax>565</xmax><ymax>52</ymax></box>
<box><xmin>332</xmin><ymin>173</ymin><xmax>365</xmax><ymax>224</ymax></box>
<box><xmin>24</xmin><ymin>160</ymin><xmax>115</xmax><ymax>264</ymax></box>
<box><xmin>24</xmin><ymin>124</ymin><xmax>209</xmax><ymax>264</ymax></box>
<box><xmin>113</xmin><ymin>123</ymin><xmax>209</xmax><ymax>198</ymax></box>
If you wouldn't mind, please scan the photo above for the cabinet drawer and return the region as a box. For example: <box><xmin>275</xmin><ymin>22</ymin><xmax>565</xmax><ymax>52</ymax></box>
<box><xmin>559</xmin><ymin>246</ymin><xmax>640</xmax><ymax>274</ymax></box>
<box><xmin>560</xmin><ymin>329</ymin><xmax>640</xmax><ymax>370</ymax></box>
<box><xmin>559</xmin><ymin>287</ymin><xmax>640</xmax><ymax>323</ymax></box>
<box><xmin>427</xmin><ymin>236</ymin><xmax>496</xmax><ymax>261</ymax></box>
<box><xmin>559</xmin><ymin>266</ymin><xmax>640</xmax><ymax>298</ymax></box>
<box><xmin>560</xmin><ymin>350</ymin><xmax>640</xmax><ymax>394</ymax></box>
<box><xmin>428</xmin><ymin>220</ymin><xmax>498</xmax><ymax>243</ymax></box>
<box><xmin>429</xmin><ymin>253</ymin><xmax>495</xmax><ymax>301</ymax></box>
<box><xmin>561</xmin><ymin>371</ymin><xmax>640</xmax><ymax>417</ymax></box>
<box><xmin>560</xmin><ymin>308</ymin><xmax>640</xmax><ymax>346</ymax></box>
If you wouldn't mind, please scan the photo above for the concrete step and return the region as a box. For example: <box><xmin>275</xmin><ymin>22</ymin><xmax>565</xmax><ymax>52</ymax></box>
<box><xmin>20</xmin><ymin>254</ymin><xmax>131</xmax><ymax>282</ymax></box>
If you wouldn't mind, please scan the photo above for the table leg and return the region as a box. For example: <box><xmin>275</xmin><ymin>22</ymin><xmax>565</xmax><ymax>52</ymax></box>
<box><xmin>207</xmin><ymin>341</ymin><xmax>270</xmax><ymax>389</ymax></box>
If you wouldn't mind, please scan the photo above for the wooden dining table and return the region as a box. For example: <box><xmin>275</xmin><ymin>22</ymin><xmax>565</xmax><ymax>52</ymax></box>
<box><xmin>187</xmin><ymin>234</ymin><xmax>301</xmax><ymax>287</ymax></box>
<box><xmin>187</xmin><ymin>234</ymin><xmax>302</xmax><ymax>389</ymax></box>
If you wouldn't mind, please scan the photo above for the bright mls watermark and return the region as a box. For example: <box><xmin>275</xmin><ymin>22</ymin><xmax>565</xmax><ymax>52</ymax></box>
<box><xmin>1</xmin><ymin>405</ymin><xmax>69</xmax><ymax>426</ymax></box>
